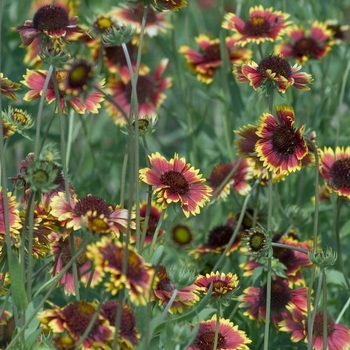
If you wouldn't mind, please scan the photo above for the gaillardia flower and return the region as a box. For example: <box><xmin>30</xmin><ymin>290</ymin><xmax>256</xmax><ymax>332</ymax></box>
<box><xmin>179</xmin><ymin>34</ymin><xmax>252</xmax><ymax>84</ymax></box>
<box><xmin>86</xmin><ymin>237</ymin><xmax>154</xmax><ymax>305</ymax></box>
<box><xmin>279</xmin><ymin>309</ymin><xmax>350</xmax><ymax>350</ymax></box>
<box><xmin>238</xmin><ymin>277</ymin><xmax>308</xmax><ymax>327</ymax></box>
<box><xmin>234</xmin><ymin>55</ymin><xmax>313</xmax><ymax>93</ymax></box>
<box><xmin>0</xmin><ymin>73</ymin><xmax>21</xmax><ymax>100</ymax></box>
<box><xmin>22</xmin><ymin>69</ymin><xmax>104</xmax><ymax>114</ymax></box>
<box><xmin>152</xmin><ymin>0</ymin><xmax>187</xmax><ymax>12</ymax></box>
<box><xmin>319</xmin><ymin>146</ymin><xmax>350</xmax><ymax>199</ymax></box>
<box><xmin>105</xmin><ymin>59</ymin><xmax>172</xmax><ymax>124</ymax></box>
<box><xmin>207</xmin><ymin>158</ymin><xmax>252</xmax><ymax>200</ymax></box>
<box><xmin>152</xmin><ymin>265</ymin><xmax>200</xmax><ymax>314</ymax></box>
<box><xmin>275</xmin><ymin>21</ymin><xmax>333</xmax><ymax>64</ymax></box>
<box><xmin>14</xmin><ymin>4</ymin><xmax>83</xmax><ymax>47</ymax></box>
<box><xmin>188</xmin><ymin>315</ymin><xmax>251</xmax><ymax>350</ymax></box>
<box><xmin>38</xmin><ymin>300</ymin><xmax>112</xmax><ymax>350</ymax></box>
<box><xmin>255</xmin><ymin>105</ymin><xmax>308</xmax><ymax>175</ymax></box>
<box><xmin>326</xmin><ymin>20</ymin><xmax>349</xmax><ymax>44</ymax></box>
<box><xmin>50</xmin><ymin>192</ymin><xmax>134</xmax><ymax>235</ymax></box>
<box><xmin>222</xmin><ymin>5</ymin><xmax>290</xmax><ymax>47</ymax></box>
<box><xmin>139</xmin><ymin>152</ymin><xmax>212</xmax><ymax>217</ymax></box>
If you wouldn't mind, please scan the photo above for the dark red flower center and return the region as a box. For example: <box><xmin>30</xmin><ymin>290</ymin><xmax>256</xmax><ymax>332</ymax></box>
<box><xmin>273</xmin><ymin>246</ymin><xmax>295</xmax><ymax>267</ymax></box>
<box><xmin>203</xmin><ymin>43</ymin><xmax>221</xmax><ymax>62</ymax></box>
<box><xmin>208</xmin><ymin>163</ymin><xmax>233</xmax><ymax>187</ymax></box>
<box><xmin>311</xmin><ymin>312</ymin><xmax>335</xmax><ymax>337</ymax></box>
<box><xmin>157</xmin><ymin>266</ymin><xmax>175</xmax><ymax>292</ymax></box>
<box><xmin>33</xmin><ymin>5</ymin><xmax>70</xmax><ymax>31</ymax></box>
<box><xmin>160</xmin><ymin>170</ymin><xmax>190</xmax><ymax>195</ymax></box>
<box><xmin>293</xmin><ymin>38</ymin><xmax>319</xmax><ymax>58</ymax></box>
<box><xmin>171</xmin><ymin>224</ymin><xmax>192</xmax><ymax>245</ymax></box>
<box><xmin>213</xmin><ymin>280</ymin><xmax>227</xmax><ymax>290</ymax></box>
<box><xmin>329</xmin><ymin>158</ymin><xmax>350</xmax><ymax>189</ymax></box>
<box><xmin>271</xmin><ymin>123</ymin><xmax>299</xmax><ymax>156</ymax></box>
<box><xmin>257</xmin><ymin>55</ymin><xmax>292</xmax><ymax>78</ymax></box>
<box><xmin>194</xmin><ymin>331</ymin><xmax>225</xmax><ymax>350</ymax></box>
<box><xmin>67</xmin><ymin>61</ymin><xmax>92</xmax><ymax>89</ymax></box>
<box><xmin>207</xmin><ymin>225</ymin><xmax>234</xmax><ymax>248</ymax></box>
<box><xmin>244</xmin><ymin>16</ymin><xmax>271</xmax><ymax>36</ymax></box>
<box><xmin>60</xmin><ymin>236</ymin><xmax>87</xmax><ymax>267</ymax></box>
<box><xmin>63</xmin><ymin>301</ymin><xmax>98</xmax><ymax>336</ymax></box>
<box><xmin>259</xmin><ymin>279</ymin><xmax>291</xmax><ymax>310</ymax></box>
<box><xmin>74</xmin><ymin>195</ymin><xmax>111</xmax><ymax>218</ymax></box>
<box><xmin>127</xmin><ymin>4</ymin><xmax>157</xmax><ymax>23</ymax></box>
<box><xmin>125</xmin><ymin>75</ymin><xmax>155</xmax><ymax>104</ymax></box>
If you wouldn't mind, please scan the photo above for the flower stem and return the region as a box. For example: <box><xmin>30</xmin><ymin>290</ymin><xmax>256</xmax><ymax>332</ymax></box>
<box><xmin>213</xmin><ymin>302</ymin><xmax>221</xmax><ymax>350</ymax></box>
<box><xmin>157</xmin><ymin>289</ymin><xmax>179</xmax><ymax>325</ymax></box>
<box><xmin>147</xmin><ymin>210</ymin><xmax>166</xmax><ymax>261</ymax></box>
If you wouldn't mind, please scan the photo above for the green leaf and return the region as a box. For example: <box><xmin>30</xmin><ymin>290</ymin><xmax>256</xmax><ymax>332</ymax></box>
<box><xmin>9</xmin><ymin>251</ymin><xmax>28</xmax><ymax>312</ymax></box>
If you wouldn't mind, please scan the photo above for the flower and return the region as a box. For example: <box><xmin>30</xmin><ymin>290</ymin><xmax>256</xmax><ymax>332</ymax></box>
<box><xmin>152</xmin><ymin>0</ymin><xmax>187</xmax><ymax>12</ymax></box>
<box><xmin>105</xmin><ymin>59</ymin><xmax>172</xmax><ymax>124</ymax></box>
<box><xmin>86</xmin><ymin>237</ymin><xmax>154</xmax><ymax>305</ymax></box>
<box><xmin>326</xmin><ymin>20</ymin><xmax>349</xmax><ymax>44</ymax></box>
<box><xmin>207</xmin><ymin>158</ymin><xmax>252</xmax><ymax>200</ymax></box>
<box><xmin>234</xmin><ymin>55</ymin><xmax>313</xmax><ymax>93</ymax></box>
<box><xmin>255</xmin><ymin>105</ymin><xmax>308</xmax><ymax>175</ymax></box>
<box><xmin>171</xmin><ymin>224</ymin><xmax>193</xmax><ymax>247</ymax></box>
<box><xmin>222</xmin><ymin>5</ymin><xmax>290</xmax><ymax>47</ymax></box>
<box><xmin>101</xmin><ymin>301</ymin><xmax>140</xmax><ymax>349</ymax></box>
<box><xmin>14</xmin><ymin>4</ymin><xmax>84</xmax><ymax>47</ymax></box>
<box><xmin>50</xmin><ymin>192</ymin><xmax>134</xmax><ymax>235</ymax></box>
<box><xmin>153</xmin><ymin>266</ymin><xmax>200</xmax><ymax>314</ymax></box>
<box><xmin>275</xmin><ymin>22</ymin><xmax>333</xmax><ymax>64</ymax></box>
<box><xmin>50</xmin><ymin>232</ymin><xmax>100</xmax><ymax>295</ymax></box>
<box><xmin>110</xmin><ymin>4</ymin><xmax>171</xmax><ymax>38</ymax></box>
<box><xmin>139</xmin><ymin>152</ymin><xmax>212</xmax><ymax>218</ymax></box>
<box><xmin>0</xmin><ymin>310</ymin><xmax>15</xmax><ymax>348</ymax></box>
<box><xmin>238</xmin><ymin>277</ymin><xmax>308</xmax><ymax>327</ymax></box>
<box><xmin>188</xmin><ymin>315</ymin><xmax>251</xmax><ymax>350</ymax></box>
<box><xmin>0</xmin><ymin>73</ymin><xmax>21</xmax><ymax>100</ymax></box>
<box><xmin>38</xmin><ymin>300</ymin><xmax>112</xmax><ymax>350</ymax></box>
<box><xmin>179</xmin><ymin>34</ymin><xmax>252</xmax><ymax>84</ymax></box>
<box><xmin>319</xmin><ymin>147</ymin><xmax>350</xmax><ymax>199</ymax></box>
<box><xmin>279</xmin><ymin>309</ymin><xmax>350</xmax><ymax>350</ymax></box>
<box><xmin>22</xmin><ymin>69</ymin><xmax>104</xmax><ymax>114</ymax></box>
<box><xmin>195</xmin><ymin>271</ymin><xmax>239</xmax><ymax>299</ymax></box>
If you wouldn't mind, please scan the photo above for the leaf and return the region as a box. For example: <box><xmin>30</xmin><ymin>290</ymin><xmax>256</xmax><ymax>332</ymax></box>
<box><xmin>9</xmin><ymin>251</ymin><xmax>28</xmax><ymax>312</ymax></box>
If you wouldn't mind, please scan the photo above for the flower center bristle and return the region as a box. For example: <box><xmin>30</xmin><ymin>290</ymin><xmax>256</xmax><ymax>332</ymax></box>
<box><xmin>208</xmin><ymin>225</ymin><xmax>234</xmax><ymax>248</ymax></box>
<box><xmin>195</xmin><ymin>331</ymin><xmax>225</xmax><ymax>350</ymax></box>
<box><xmin>74</xmin><ymin>195</ymin><xmax>111</xmax><ymax>218</ymax></box>
<box><xmin>273</xmin><ymin>246</ymin><xmax>295</xmax><ymax>267</ymax></box>
<box><xmin>293</xmin><ymin>38</ymin><xmax>319</xmax><ymax>58</ymax></box>
<box><xmin>33</xmin><ymin>5</ymin><xmax>69</xmax><ymax>31</ymax></box>
<box><xmin>160</xmin><ymin>170</ymin><xmax>190</xmax><ymax>195</ymax></box>
<box><xmin>259</xmin><ymin>279</ymin><xmax>291</xmax><ymax>310</ymax></box>
<box><xmin>312</xmin><ymin>312</ymin><xmax>335</xmax><ymax>337</ymax></box>
<box><xmin>244</xmin><ymin>16</ymin><xmax>271</xmax><ymax>36</ymax></box>
<box><xmin>125</xmin><ymin>75</ymin><xmax>154</xmax><ymax>104</ymax></box>
<box><xmin>257</xmin><ymin>55</ymin><xmax>292</xmax><ymax>78</ymax></box>
<box><xmin>203</xmin><ymin>43</ymin><xmax>221</xmax><ymax>62</ymax></box>
<box><xmin>271</xmin><ymin>123</ymin><xmax>298</xmax><ymax>156</ymax></box>
<box><xmin>329</xmin><ymin>158</ymin><xmax>350</xmax><ymax>189</ymax></box>
<box><xmin>63</xmin><ymin>302</ymin><xmax>97</xmax><ymax>335</ymax></box>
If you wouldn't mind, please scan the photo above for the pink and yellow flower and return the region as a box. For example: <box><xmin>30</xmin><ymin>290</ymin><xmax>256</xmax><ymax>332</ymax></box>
<box><xmin>86</xmin><ymin>237</ymin><xmax>154</xmax><ymax>305</ymax></box>
<box><xmin>238</xmin><ymin>277</ymin><xmax>308</xmax><ymax>327</ymax></box>
<box><xmin>234</xmin><ymin>55</ymin><xmax>313</xmax><ymax>93</ymax></box>
<box><xmin>207</xmin><ymin>158</ymin><xmax>252</xmax><ymax>200</ymax></box>
<box><xmin>319</xmin><ymin>146</ymin><xmax>350</xmax><ymax>199</ymax></box>
<box><xmin>22</xmin><ymin>69</ymin><xmax>104</xmax><ymax>114</ymax></box>
<box><xmin>152</xmin><ymin>265</ymin><xmax>200</xmax><ymax>314</ymax></box>
<box><xmin>188</xmin><ymin>315</ymin><xmax>251</xmax><ymax>350</ymax></box>
<box><xmin>275</xmin><ymin>22</ymin><xmax>333</xmax><ymax>64</ymax></box>
<box><xmin>179</xmin><ymin>34</ymin><xmax>252</xmax><ymax>84</ymax></box>
<box><xmin>14</xmin><ymin>4</ymin><xmax>84</xmax><ymax>47</ymax></box>
<box><xmin>38</xmin><ymin>300</ymin><xmax>112</xmax><ymax>350</ymax></box>
<box><xmin>50</xmin><ymin>192</ymin><xmax>134</xmax><ymax>236</ymax></box>
<box><xmin>222</xmin><ymin>5</ymin><xmax>290</xmax><ymax>47</ymax></box>
<box><xmin>279</xmin><ymin>309</ymin><xmax>350</xmax><ymax>350</ymax></box>
<box><xmin>139</xmin><ymin>152</ymin><xmax>212</xmax><ymax>218</ymax></box>
<box><xmin>255</xmin><ymin>105</ymin><xmax>308</xmax><ymax>175</ymax></box>
<box><xmin>105</xmin><ymin>59</ymin><xmax>172</xmax><ymax>125</ymax></box>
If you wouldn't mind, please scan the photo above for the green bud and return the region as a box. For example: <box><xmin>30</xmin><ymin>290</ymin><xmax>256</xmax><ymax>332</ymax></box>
<box><xmin>167</xmin><ymin>264</ymin><xmax>196</xmax><ymax>289</ymax></box>
<box><xmin>102</xmin><ymin>24</ymin><xmax>136</xmax><ymax>46</ymax></box>
<box><xmin>308</xmin><ymin>246</ymin><xmax>337</xmax><ymax>268</ymax></box>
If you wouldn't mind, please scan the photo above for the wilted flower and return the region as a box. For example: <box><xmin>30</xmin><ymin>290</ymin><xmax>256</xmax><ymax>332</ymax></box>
<box><xmin>0</xmin><ymin>73</ymin><xmax>21</xmax><ymax>100</ymax></box>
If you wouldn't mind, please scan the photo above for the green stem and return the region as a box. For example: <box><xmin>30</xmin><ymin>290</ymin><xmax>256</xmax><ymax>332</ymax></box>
<box><xmin>156</xmin><ymin>289</ymin><xmax>179</xmax><ymax>325</ymax></box>
<box><xmin>212</xmin><ymin>302</ymin><xmax>221</xmax><ymax>350</ymax></box>
<box><xmin>307</xmin><ymin>265</ymin><xmax>316</xmax><ymax>349</ymax></box>
<box><xmin>147</xmin><ymin>210</ymin><xmax>166</xmax><ymax>261</ymax></box>
<box><xmin>271</xmin><ymin>242</ymin><xmax>308</xmax><ymax>255</ymax></box>
<box><xmin>26</xmin><ymin>191</ymin><xmax>36</xmax><ymax>302</ymax></box>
